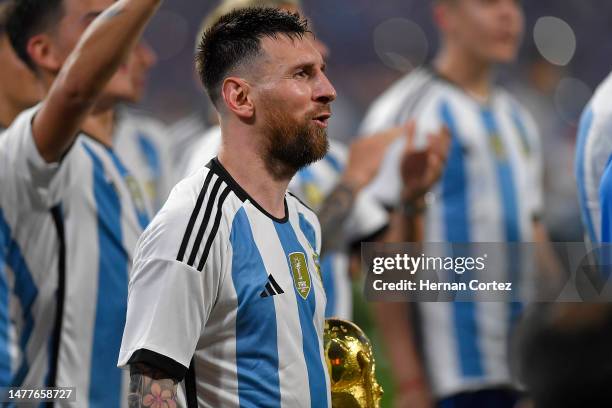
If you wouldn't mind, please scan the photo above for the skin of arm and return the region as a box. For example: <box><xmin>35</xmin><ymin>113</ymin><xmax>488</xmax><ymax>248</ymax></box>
<box><xmin>33</xmin><ymin>0</ymin><xmax>163</xmax><ymax>163</ymax></box>
<box><xmin>372</xmin><ymin>124</ymin><xmax>450</xmax><ymax>408</ymax></box>
<box><xmin>318</xmin><ymin>125</ymin><xmax>408</xmax><ymax>256</ymax></box>
<box><xmin>128</xmin><ymin>363</ymin><xmax>179</xmax><ymax>408</ymax></box>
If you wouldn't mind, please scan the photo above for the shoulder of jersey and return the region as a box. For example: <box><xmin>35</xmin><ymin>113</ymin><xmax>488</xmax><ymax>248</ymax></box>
<box><xmin>361</xmin><ymin>68</ymin><xmax>437</xmax><ymax>134</ymax></box>
<box><xmin>494</xmin><ymin>86</ymin><xmax>525</xmax><ymax>107</ymax></box>
<box><xmin>286</xmin><ymin>190</ymin><xmax>317</xmax><ymax>217</ymax></box>
<box><xmin>168</xmin><ymin>112</ymin><xmax>207</xmax><ymax>138</ymax></box>
<box><xmin>119</xmin><ymin>108</ymin><xmax>169</xmax><ymax>140</ymax></box>
<box><xmin>590</xmin><ymin>72</ymin><xmax>612</xmax><ymax>115</ymax></box>
<box><xmin>0</xmin><ymin>105</ymin><xmax>40</xmax><ymax>154</ymax></box>
<box><xmin>152</xmin><ymin>159</ymin><xmax>247</xmax><ymax>270</ymax></box>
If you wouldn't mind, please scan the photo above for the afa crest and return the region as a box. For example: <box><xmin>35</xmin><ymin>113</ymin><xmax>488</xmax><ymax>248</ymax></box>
<box><xmin>125</xmin><ymin>175</ymin><xmax>147</xmax><ymax>214</ymax></box>
<box><xmin>289</xmin><ymin>252</ymin><xmax>311</xmax><ymax>300</ymax></box>
<box><xmin>490</xmin><ymin>134</ymin><xmax>507</xmax><ymax>160</ymax></box>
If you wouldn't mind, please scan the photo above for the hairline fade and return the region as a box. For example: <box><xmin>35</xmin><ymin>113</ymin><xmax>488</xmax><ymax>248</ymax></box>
<box><xmin>196</xmin><ymin>6</ymin><xmax>310</xmax><ymax>107</ymax></box>
<box><xmin>197</xmin><ymin>0</ymin><xmax>301</xmax><ymax>53</ymax></box>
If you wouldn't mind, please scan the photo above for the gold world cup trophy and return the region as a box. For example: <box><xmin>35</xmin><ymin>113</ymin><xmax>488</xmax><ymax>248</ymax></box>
<box><xmin>324</xmin><ymin>318</ymin><xmax>384</xmax><ymax>408</ymax></box>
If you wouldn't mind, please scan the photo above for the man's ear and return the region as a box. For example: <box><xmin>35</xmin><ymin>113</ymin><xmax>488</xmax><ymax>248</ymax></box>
<box><xmin>27</xmin><ymin>33</ymin><xmax>62</xmax><ymax>74</ymax></box>
<box><xmin>221</xmin><ymin>77</ymin><xmax>254</xmax><ymax>119</ymax></box>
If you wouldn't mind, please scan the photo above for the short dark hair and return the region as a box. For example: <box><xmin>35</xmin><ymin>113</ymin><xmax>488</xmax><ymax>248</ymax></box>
<box><xmin>6</xmin><ymin>0</ymin><xmax>65</xmax><ymax>70</ymax></box>
<box><xmin>196</xmin><ymin>6</ymin><xmax>310</xmax><ymax>106</ymax></box>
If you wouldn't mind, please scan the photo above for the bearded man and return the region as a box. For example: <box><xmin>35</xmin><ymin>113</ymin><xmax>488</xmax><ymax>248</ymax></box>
<box><xmin>118</xmin><ymin>7</ymin><xmax>336</xmax><ymax>407</ymax></box>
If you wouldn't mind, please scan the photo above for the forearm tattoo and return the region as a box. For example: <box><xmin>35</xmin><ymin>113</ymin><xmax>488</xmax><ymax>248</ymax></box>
<box><xmin>318</xmin><ymin>182</ymin><xmax>356</xmax><ymax>256</ymax></box>
<box><xmin>128</xmin><ymin>363</ymin><xmax>179</xmax><ymax>408</ymax></box>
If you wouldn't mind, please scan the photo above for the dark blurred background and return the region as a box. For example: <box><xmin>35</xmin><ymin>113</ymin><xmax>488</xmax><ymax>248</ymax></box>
<box><xmin>142</xmin><ymin>0</ymin><xmax>610</xmax><ymax>128</ymax></box>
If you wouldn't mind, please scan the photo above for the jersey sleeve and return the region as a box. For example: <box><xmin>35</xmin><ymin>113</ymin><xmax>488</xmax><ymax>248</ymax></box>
<box><xmin>118</xmin><ymin>175</ymin><xmax>229</xmax><ymax>380</ymax></box>
<box><xmin>343</xmin><ymin>192</ymin><xmax>389</xmax><ymax>244</ymax></box>
<box><xmin>0</xmin><ymin>106</ymin><xmax>66</xmax><ymax>210</ymax></box>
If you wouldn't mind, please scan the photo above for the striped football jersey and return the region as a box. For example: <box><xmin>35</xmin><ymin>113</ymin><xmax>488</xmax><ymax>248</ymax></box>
<box><xmin>182</xmin><ymin>127</ymin><xmax>388</xmax><ymax>319</ymax></box>
<box><xmin>55</xmin><ymin>135</ymin><xmax>150</xmax><ymax>408</ymax></box>
<box><xmin>1</xmin><ymin>105</ymin><xmax>152</xmax><ymax>407</ymax></box>
<box><xmin>359</xmin><ymin>67</ymin><xmax>544</xmax><ymax>398</ymax></box>
<box><xmin>0</xmin><ymin>107</ymin><xmax>64</xmax><ymax>391</ymax></box>
<box><xmin>576</xmin><ymin>72</ymin><xmax>612</xmax><ymax>243</ymax></box>
<box><xmin>119</xmin><ymin>158</ymin><xmax>331</xmax><ymax>408</ymax></box>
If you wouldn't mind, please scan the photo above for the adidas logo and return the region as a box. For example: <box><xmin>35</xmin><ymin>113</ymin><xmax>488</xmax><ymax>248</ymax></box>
<box><xmin>260</xmin><ymin>274</ymin><xmax>284</xmax><ymax>298</ymax></box>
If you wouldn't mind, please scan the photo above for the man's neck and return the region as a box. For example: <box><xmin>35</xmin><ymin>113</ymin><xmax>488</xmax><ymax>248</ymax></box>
<box><xmin>434</xmin><ymin>45</ymin><xmax>493</xmax><ymax>103</ymax></box>
<box><xmin>81</xmin><ymin>108</ymin><xmax>116</xmax><ymax>147</ymax></box>
<box><xmin>217</xmin><ymin>124</ymin><xmax>290</xmax><ymax>220</ymax></box>
<box><xmin>0</xmin><ymin>99</ymin><xmax>19</xmax><ymax>129</ymax></box>
<box><xmin>0</xmin><ymin>91</ymin><xmax>30</xmax><ymax>129</ymax></box>
<box><xmin>40</xmin><ymin>71</ymin><xmax>117</xmax><ymax>146</ymax></box>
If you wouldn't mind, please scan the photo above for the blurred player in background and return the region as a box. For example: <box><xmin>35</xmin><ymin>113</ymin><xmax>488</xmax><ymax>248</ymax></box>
<box><xmin>0</xmin><ymin>0</ymin><xmax>45</xmax><ymax>387</ymax></box>
<box><xmin>120</xmin><ymin>8</ymin><xmax>335</xmax><ymax>406</ymax></box>
<box><xmin>183</xmin><ymin>0</ymin><xmax>397</xmax><ymax>320</ymax></box>
<box><xmin>359</xmin><ymin>0</ymin><xmax>547</xmax><ymax>406</ymax></box>
<box><xmin>575</xmin><ymin>71</ymin><xmax>612</xmax><ymax>243</ymax></box>
<box><xmin>114</xmin><ymin>41</ymin><xmax>176</xmax><ymax>212</ymax></box>
<box><xmin>4</xmin><ymin>0</ymin><xmax>161</xmax><ymax>404</ymax></box>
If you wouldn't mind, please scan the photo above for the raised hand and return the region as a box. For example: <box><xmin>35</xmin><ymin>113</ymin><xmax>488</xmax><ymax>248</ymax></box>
<box><xmin>399</xmin><ymin>121</ymin><xmax>450</xmax><ymax>204</ymax></box>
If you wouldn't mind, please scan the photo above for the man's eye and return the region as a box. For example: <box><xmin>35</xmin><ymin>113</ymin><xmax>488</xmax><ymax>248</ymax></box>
<box><xmin>294</xmin><ymin>70</ymin><xmax>308</xmax><ymax>78</ymax></box>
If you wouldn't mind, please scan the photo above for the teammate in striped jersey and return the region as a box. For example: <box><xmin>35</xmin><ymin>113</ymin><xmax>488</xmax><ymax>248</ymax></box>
<box><xmin>114</xmin><ymin>40</ymin><xmax>177</xmax><ymax>212</ymax></box>
<box><xmin>575</xmin><ymin>72</ymin><xmax>612</xmax><ymax>243</ymax></box>
<box><xmin>120</xmin><ymin>8</ymin><xmax>336</xmax><ymax>407</ymax></box>
<box><xmin>0</xmin><ymin>1</ymin><xmax>45</xmax><ymax>387</ymax></box>
<box><xmin>3</xmin><ymin>0</ymin><xmax>162</xmax><ymax>404</ymax></box>
<box><xmin>359</xmin><ymin>0</ymin><xmax>546</xmax><ymax>406</ymax></box>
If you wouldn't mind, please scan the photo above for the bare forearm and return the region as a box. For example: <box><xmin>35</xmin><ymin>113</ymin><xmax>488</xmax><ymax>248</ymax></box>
<box><xmin>318</xmin><ymin>181</ymin><xmax>358</xmax><ymax>256</ymax></box>
<box><xmin>385</xmin><ymin>211</ymin><xmax>423</xmax><ymax>243</ymax></box>
<box><xmin>128</xmin><ymin>363</ymin><xmax>179</xmax><ymax>408</ymax></box>
<box><xmin>372</xmin><ymin>302</ymin><xmax>428</xmax><ymax>387</ymax></box>
<box><xmin>35</xmin><ymin>0</ymin><xmax>162</xmax><ymax>162</ymax></box>
<box><xmin>384</xmin><ymin>196</ymin><xmax>425</xmax><ymax>243</ymax></box>
<box><xmin>377</xmin><ymin>201</ymin><xmax>430</xmax><ymax>384</ymax></box>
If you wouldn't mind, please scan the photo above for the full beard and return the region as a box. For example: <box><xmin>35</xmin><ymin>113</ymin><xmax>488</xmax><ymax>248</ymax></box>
<box><xmin>261</xmin><ymin>106</ymin><xmax>330</xmax><ymax>181</ymax></box>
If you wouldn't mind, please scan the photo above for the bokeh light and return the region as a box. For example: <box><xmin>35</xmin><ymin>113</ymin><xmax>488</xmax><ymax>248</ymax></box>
<box><xmin>146</xmin><ymin>10</ymin><xmax>191</xmax><ymax>62</ymax></box>
<box><xmin>533</xmin><ymin>16</ymin><xmax>577</xmax><ymax>66</ymax></box>
<box><xmin>373</xmin><ymin>18</ymin><xmax>429</xmax><ymax>73</ymax></box>
<box><xmin>554</xmin><ymin>77</ymin><xmax>592</xmax><ymax>124</ymax></box>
